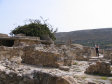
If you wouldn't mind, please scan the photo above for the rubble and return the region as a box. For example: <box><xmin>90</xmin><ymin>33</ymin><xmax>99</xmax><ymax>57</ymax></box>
<box><xmin>85</xmin><ymin>61</ymin><xmax>111</xmax><ymax>76</ymax></box>
<box><xmin>59</xmin><ymin>66</ymin><xmax>70</xmax><ymax>71</ymax></box>
<box><xmin>0</xmin><ymin>70</ymin><xmax>77</xmax><ymax>84</ymax></box>
<box><xmin>104</xmin><ymin>49</ymin><xmax>112</xmax><ymax>60</ymax></box>
<box><xmin>22</xmin><ymin>46</ymin><xmax>63</xmax><ymax>67</ymax></box>
<box><xmin>0</xmin><ymin>60</ymin><xmax>77</xmax><ymax>84</ymax></box>
<box><xmin>110</xmin><ymin>53</ymin><xmax>112</xmax><ymax>64</ymax></box>
<box><xmin>0</xmin><ymin>33</ymin><xmax>112</xmax><ymax>84</ymax></box>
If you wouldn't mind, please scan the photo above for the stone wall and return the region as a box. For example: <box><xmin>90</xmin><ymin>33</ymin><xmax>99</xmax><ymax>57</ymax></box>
<box><xmin>0</xmin><ymin>46</ymin><xmax>22</xmax><ymax>64</ymax></box>
<box><xmin>0</xmin><ymin>33</ymin><xmax>8</xmax><ymax>37</ymax></box>
<box><xmin>14</xmin><ymin>39</ymin><xmax>40</xmax><ymax>46</ymax></box>
<box><xmin>0</xmin><ymin>44</ymin><xmax>74</xmax><ymax>68</ymax></box>
<box><xmin>55</xmin><ymin>45</ymin><xmax>74</xmax><ymax>65</ymax></box>
<box><xmin>0</xmin><ymin>33</ymin><xmax>44</xmax><ymax>47</ymax></box>
<box><xmin>0</xmin><ymin>43</ymin><xmax>96</xmax><ymax>68</ymax></box>
<box><xmin>56</xmin><ymin>44</ymin><xmax>94</xmax><ymax>61</ymax></box>
<box><xmin>71</xmin><ymin>46</ymin><xmax>92</xmax><ymax>61</ymax></box>
<box><xmin>22</xmin><ymin>46</ymin><xmax>63</xmax><ymax>67</ymax></box>
<box><xmin>90</xmin><ymin>48</ymin><xmax>96</xmax><ymax>57</ymax></box>
<box><xmin>110</xmin><ymin>53</ymin><xmax>112</xmax><ymax>64</ymax></box>
<box><xmin>0</xmin><ymin>45</ymin><xmax>65</xmax><ymax>68</ymax></box>
<box><xmin>104</xmin><ymin>49</ymin><xmax>112</xmax><ymax>59</ymax></box>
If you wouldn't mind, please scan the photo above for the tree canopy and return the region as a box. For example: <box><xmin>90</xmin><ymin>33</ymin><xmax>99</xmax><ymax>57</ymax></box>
<box><xmin>10</xmin><ymin>19</ymin><xmax>57</xmax><ymax>40</ymax></box>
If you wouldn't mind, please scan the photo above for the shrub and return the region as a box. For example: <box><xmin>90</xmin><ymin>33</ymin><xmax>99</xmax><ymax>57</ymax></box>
<box><xmin>10</xmin><ymin>19</ymin><xmax>57</xmax><ymax>41</ymax></box>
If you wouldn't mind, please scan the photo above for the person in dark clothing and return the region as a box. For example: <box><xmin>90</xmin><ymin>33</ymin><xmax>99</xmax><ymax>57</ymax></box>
<box><xmin>95</xmin><ymin>45</ymin><xmax>99</xmax><ymax>56</ymax></box>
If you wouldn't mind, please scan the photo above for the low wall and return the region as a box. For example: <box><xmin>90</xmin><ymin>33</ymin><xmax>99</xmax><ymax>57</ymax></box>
<box><xmin>56</xmin><ymin>45</ymin><xmax>94</xmax><ymax>61</ymax></box>
<box><xmin>0</xmin><ymin>46</ymin><xmax>22</xmax><ymax>64</ymax></box>
<box><xmin>14</xmin><ymin>39</ymin><xmax>40</xmax><ymax>46</ymax></box>
<box><xmin>22</xmin><ymin>46</ymin><xmax>63</xmax><ymax>67</ymax></box>
<box><xmin>0</xmin><ymin>46</ymin><xmax>64</xmax><ymax>68</ymax></box>
<box><xmin>0</xmin><ymin>33</ymin><xmax>8</xmax><ymax>37</ymax></box>
<box><xmin>104</xmin><ymin>49</ymin><xmax>112</xmax><ymax>59</ymax></box>
<box><xmin>0</xmin><ymin>45</ymin><xmax>73</xmax><ymax>68</ymax></box>
<box><xmin>73</xmin><ymin>46</ymin><xmax>92</xmax><ymax>61</ymax></box>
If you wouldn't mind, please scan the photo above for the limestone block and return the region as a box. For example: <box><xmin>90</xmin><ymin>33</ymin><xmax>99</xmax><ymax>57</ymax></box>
<box><xmin>59</xmin><ymin>66</ymin><xmax>70</xmax><ymax>71</ymax></box>
<box><xmin>0</xmin><ymin>33</ymin><xmax>8</xmax><ymax>37</ymax></box>
<box><xmin>56</xmin><ymin>76</ymin><xmax>77</xmax><ymax>84</ymax></box>
<box><xmin>22</xmin><ymin>46</ymin><xmax>63</xmax><ymax>67</ymax></box>
<box><xmin>104</xmin><ymin>49</ymin><xmax>112</xmax><ymax>59</ymax></box>
<box><xmin>85</xmin><ymin>61</ymin><xmax>111</xmax><ymax>76</ymax></box>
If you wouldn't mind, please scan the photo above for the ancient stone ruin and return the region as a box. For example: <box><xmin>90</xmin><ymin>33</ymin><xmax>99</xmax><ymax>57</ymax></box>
<box><xmin>0</xmin><ymin>33</ymin><xmax>112</xmax><ymax>84</ymax></box>
<box><xmin>0</xmin><ymin>33</ymin><xmax>77</xmax><ymax>84</ymax></box>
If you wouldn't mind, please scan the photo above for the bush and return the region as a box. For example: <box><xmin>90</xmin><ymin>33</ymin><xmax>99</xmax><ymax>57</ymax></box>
<box><xmin>10</xmin><ymin>19</ymin><xmax>57</xmax><ymax>41</ymax></box>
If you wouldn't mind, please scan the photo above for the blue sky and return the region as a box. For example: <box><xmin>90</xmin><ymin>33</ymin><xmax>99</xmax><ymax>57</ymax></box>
<box><xmin>1</xmin><ymin>0</ymin><xmax>112</xmax><ymax>34</ymax></box>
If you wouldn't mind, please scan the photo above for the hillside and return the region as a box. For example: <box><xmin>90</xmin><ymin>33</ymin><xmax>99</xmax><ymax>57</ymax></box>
<box><xmin>55</xmin><ymin>28</ymin><xmax>112</xmax><ymax>49</ymax></box>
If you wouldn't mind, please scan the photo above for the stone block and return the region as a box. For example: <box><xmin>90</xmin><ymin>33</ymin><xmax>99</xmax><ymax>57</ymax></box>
<box><xmin>85</xmin><ymin>61</ymin><xmax>111</xmax><ymax>76</ymax></box>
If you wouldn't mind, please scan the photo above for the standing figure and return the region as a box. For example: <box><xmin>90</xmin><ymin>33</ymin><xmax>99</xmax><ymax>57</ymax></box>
<box><xmin>95</xmin><ymin>45</ymin><xmax>99</xmax><ymax>57</ymax></box>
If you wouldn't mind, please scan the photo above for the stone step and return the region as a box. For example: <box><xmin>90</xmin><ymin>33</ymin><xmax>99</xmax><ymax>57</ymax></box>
<box><xmin>89</xmin><ymin>57</ymin><xmax>100</xmax><ymax>62</ymax></box>
<box><xmin>89</xmin><ymin>55</ymin><xmax>104</xmax><ymax>62</ymax></box>
<box><xmin>89</xmin><ymin>59</ymin><xmax>99</xmax><ymax>62</ymax></box>
<box><xmin>89</xmin><ymin>58</ymin><xmax>107</xmax><ymax>63</ymax></box>
<box><xmin>90</xmin><ymin>57</ymin><xmax>99</xmax><ymax>59</ymax></box>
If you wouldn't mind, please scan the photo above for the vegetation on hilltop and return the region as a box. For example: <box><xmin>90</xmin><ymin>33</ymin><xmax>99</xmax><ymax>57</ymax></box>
<box><xmin>10</xmin><ymin>19</ymin><xmax>57</xmax><ymax>41</ymax></box>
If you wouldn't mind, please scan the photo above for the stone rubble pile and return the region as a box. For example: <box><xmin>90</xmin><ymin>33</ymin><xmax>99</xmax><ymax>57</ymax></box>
<box><xmin>0</xmin><ymin>44</ymin><xmax>73</xmax><ymax>68</ymax></box>
<box><xmin>0</xmin><ymin>46</ymin><xmax>23</xmax><ymax>63</ymax></box>
<box><xmin>0</xmin><ymin>61</ymin><xmax>77</xmax><ymax>84</ymax></box>
<box><xmin>21</xmin><ymin>44</ymin><xmax>77</xmax><ymax>67</ymax></box>
<box><xmin>22</xmin><ymin>45</ymin><xmax>63</xmax><ymax>67</ymax></box>
<box><xmin>104</xmin><ymin>49</ymin><xmax>112</xmax><ymax>60</ymax></box>
<box><xmin>0</xmin><ymin>57</ymin><xmax>111</xmax><ymax>84</ymax></box>
<box><xmin>110</xmin><ymin>53</ymin><xmax>112</xmax><ymax>64</ymax></box>
<box><xmin>1</xmin><ymin>33</ymin><xmax>112</xmax><ymax>84</ymax></box>
<box><xmin>60</xmin><ymin>44</ymin><xmax>93</xmax><ymax>61</ymax></box>
<box><xmin>0</xmin><ymin>43</ymin><xmax>94</xmax><ymax>68</ymax></box>
<box><xmin>0</xmin><ymin>71</ymin><xmax>77</xmax><ymax>84</ymax></box>
<box><xmin>85</xmin><ymin>61</ymin><xmax>111</xmax><ymax>76</ymax></box>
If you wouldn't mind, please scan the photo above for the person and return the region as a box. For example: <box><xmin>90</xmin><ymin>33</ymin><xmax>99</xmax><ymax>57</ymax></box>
<box><xmin>95</xmin><ymin>45</ymin><xmax>99</xmax><ymax>57</ymax></box>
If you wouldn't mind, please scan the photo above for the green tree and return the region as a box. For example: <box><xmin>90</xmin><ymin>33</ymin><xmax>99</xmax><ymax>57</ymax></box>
<box><xmin>10</xmin><ymin>19</ymin><xmax>57</xmax><ymax>40</ymax></box>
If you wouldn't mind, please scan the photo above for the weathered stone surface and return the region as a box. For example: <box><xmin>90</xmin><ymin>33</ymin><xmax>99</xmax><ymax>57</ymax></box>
<box><xmin>0</xmin><ymin>45</ymin><xmax>73</xmax><ymax>68</ymax></box>
<box><xmin>59</xmin><ymin>66</ymin><xmax>70</xmax><ymax>71</ymax></box>
<box><xmin>85</xmin><ymin>61</ymin><xmax>111</xmax><ymax>76</ymax></box>
<box><xmin>55</xmin><ymin>45</ymin><xmax>74</xmax><ymax>66</ymax></box>
<box><xmin>90</xmin><ymin>48</ymin><xmax>96</xmax><ymax>57</ymax></box>
<box><xmin>0</xmin><ymin>33</ymin><xmax>8</xmax><ymax>37</ymax></box>
<box><xmin>88</xmin><ymin>82</ymin><xmax>96</xmax><ymax>84</ymax></box>
<box><xmin>22</xmin><ymin>46</ymin><xmax>63</xmax><ymax>67</ymax></box>
<box><xmin>40</xmin><ymin>34</ymin><xmax>54</xmax><ymax>44</ymax></box>
<box><xmin>110</xmin><ymin>53</ymin><xmax>112</xmax><ymax>64</ymax></box>
<box><xmin>0</xmin><ymin>70</ymin><xmax>76</xmax><ymax>84</ymax></box>
<box><xmin>20</xmin><ymin>44</ymin><xmax>76</xmax><ymax>67</ymax></box>
<box><xmin>56</xmin><ymin>76</ymin><xmax>76</xmax><ymax>84</ymax></box>
<box><xmin>104</xmin><ymin>49</ymin><xmax>112</xmax><ymax>59</ymax></box>
<box><xmin>70</xmin><ymin>46</ymin><xmax>92</xmax><ymax>61</ymax></box>
<box><xmin>0</xmin><ymin>34</ymin><xmax>54</xmax><ymax>47</ymax></box>
<box><xmin>56</xmin><ymin>44</ymin><xmax>94</xmax><ymax>62</ymax></box>
<box><xmin>14</xmin><ymin>39</ymin><xmax>40</xmax><ymax>46</ymax></box>
<box><xmin>0</xmin><ymin>46</ymin><xmax>23</xmax><ymax>64</ymax></box>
